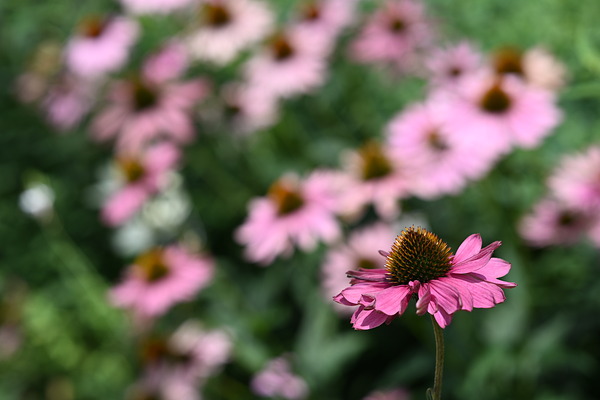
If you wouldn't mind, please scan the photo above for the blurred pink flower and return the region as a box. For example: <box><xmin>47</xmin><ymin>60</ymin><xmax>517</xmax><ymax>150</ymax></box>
<box><xmin>426</xmin><ymin>41</ymin><xmax>482</xmax><ymax>88</ymax></box>
<box><xmin>110</xmin><ymin>246</ymin><xmax>214</xmax><ymax>318</ymax></box>
<box><xmin>143</xmin><ymin>43</ymin><xmax>190</xmax><ymax>84</ymax></box>
<box><xmin>385</xmin><ymin>101</ymin><xmax>500</xmax><ymax>199</ymax></box>
<box><xmin>41</xmin><ymin>73</ymin><xmax>95</xmax><ymax>131</ymax></box>
<box><xmin>363</xmin><ymin>388</ymin><xmax>411</xmax><ymax>400</ymax></box>
<box><xmin>186</xmin><ymin>0</ymin><xmax>274</xmax><ymax>65</ymax></box>
<box><xmin>92</xmin><ymin>64</ymin><xmax>208</xmax><ymax>152</ymax></box>
<box><xmin>334</xmin><ymin>227</ymin><xmax>516</xmax><ymax>329</ymax></box>
<box><xmin>221</xmin><ymin>83</ymin><xmax>279</xmax><ymax>135</ymax></box>
<box><xmin>335</xmin><ymin>142</ymin><xmax>412</xmax><ymax>220</ymax></box>
<box><xmin>548</xmin><ymin>146</ymin><xmax>600</xmax><ymax>212</ymax></box>
<box><xmin>435</xmin><ymin>71</ymin><xmax>562</xmax><ymax>151</ymax></box>
<box><xmin>102</xmin><ymin>143</ymin><xmax>180</xmax><ymax>226</ymax></box>
<box><xmin>251</xmin><ymin>356</ymin><xmax>308</xmax><ymax>400</ymax></box>
<box><xmin>519</xmin><ymin>197</ymin><xmax>593</xmax><ymax>247</ymax></box>
<box><xmin>120</xmin><ymin>0</ymin><xmax>195</xmax><ymax>15</ymax></box>
<box><xmin>243</xmin><ymin>30</ymin><xmax>328</xmax><ymax>99</ymax></box>
<box><xmin>322</xmin><ymin>223</ymin><xmax>394</xmax><ymax>314</ymax></box>
<box><xmin>350</xmin><ymin>0</ymin><xmax>433</xmax><ymax>70</ymax></box>
<box><xmin>235</xmin><ymin>172</ymin><xmax>341</xmax><ymax>265</ymax></box>
<box><xmin>65</xmin><ymin>16</ymin><xmax>139</xmax><ymax>78</ymax></box>
<box><xmin>291</xmin><ymin>0</ymin><xmax>357</xmax><ymax>55</ymax></box>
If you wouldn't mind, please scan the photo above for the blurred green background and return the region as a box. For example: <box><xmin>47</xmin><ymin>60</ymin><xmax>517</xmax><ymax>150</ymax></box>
<box><xmin>2</xmin><ymin>0</ymin><xmax>600</xmax><ymax>399</ymax></box>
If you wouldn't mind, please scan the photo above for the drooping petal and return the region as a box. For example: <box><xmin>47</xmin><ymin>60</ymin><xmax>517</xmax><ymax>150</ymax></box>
<box><xmin>452</xmin><ymin>233</ymin><xmax>482</xmax><ymax>263</ymax></box>
<box><xmin>374</xmin><ymin>285</ymin><xmax>413</xmax><ymax>316</ymax></box>
<box><xmin>351</xmin><ymin>307</ymin><xmax>392</xmax><ymax>330</ymax></box>
<box><xmin>427</xmin><ymin>280</ymin><xmax>461</xmax><ymax>314</ymax></box>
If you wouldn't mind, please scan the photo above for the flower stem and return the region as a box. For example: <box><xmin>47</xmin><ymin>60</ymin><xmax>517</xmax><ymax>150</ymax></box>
<box><xmin>426</xmin><ymin>315</ymin><xmax>444</xmax><ymax>400</ymax></box>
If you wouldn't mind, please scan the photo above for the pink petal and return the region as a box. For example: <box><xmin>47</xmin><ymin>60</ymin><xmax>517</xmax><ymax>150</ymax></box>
<box><xmin>351</xmin><ymin>307</ymin><xmax>392</xmax><ymax>330</ymax></box>
<box><xmin>452</xmin><ymin>234</ymin><xmax>482</xmax><ymax>263</ymax></box>
<box><xmin>374</xmin><ymin>285</ymin><xmax>412</xmax><ymax>316</ymax></box>
<box><xmin>102</xmin><ymin>184</ymin><xmax>148</xmax><ymax>226</ymax></box>
<box><xmin>451</xmin><ymin>241</ymin><xmax>501</xmax><ymax>274</ymax></box>
<box><xmin>427</xmin><ymin>280</ymin><xmax>461</xmax><ymax>314</ymax></box>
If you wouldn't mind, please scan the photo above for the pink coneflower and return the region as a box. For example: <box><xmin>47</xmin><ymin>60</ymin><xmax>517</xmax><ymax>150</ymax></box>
<box><xmin>220</xmin><ymin>83</ymin><xmax>279</xmax><ymax>135</ymax></box>
<box><xmin>186</xmin><ymin>0</ymin><xmax>274</xmax><ymax>65</ymax></box>
<box><xmin>518</xmin><ymin>197</ymin><xmax>593</xmax><ymax>247</ymax></box>
<box><xmin>251</xmin><ymin>356</ymin><xmax>308</xmax><ymax>400</ymax></box>
<box><xmin>110</xmin><ymin>245</ymin><xmax>214</xmax><ymax>318</ymax></box>
<box><xmin>322</xmin><ymin>223</ymin><xmax>394</xmax><ymax>314</ymax></box>
<box><xmin>291</xmin><ymin>0</ymin><xmax>357</xmax><ymax>55</ymax></box>
<box><xmin>436</xmin><ymin>71</ymin><xmax>562</xmax><ymax>151</ymax></box>
<box><xmin>102</xmin><ymin>143</ymin><xmax>180</xmax><ymax>226</ymax></box>
<box><xmin>363</xmin><ymin>388</ymin><xmax>410</xmax><ymax>400</ymax></box>
<box><xmin>143</xmin><ymin>43</ymin><xmax>189</xmax><ymax>84</ymax></box>
<box><xmin>92</xmin><ymin>54</ymin><xmax>208</xmax><ymax>152</ymax></box>
<box><xmin>41</xmin><ymin>73</ymin><xmax>94</xmax><ymax>131</ymax></box>
<box><xmin>385</xmin><ymin>101</ymin><xmax>501</xmax><ymax>198</ymax></box>
<box><xmin>235</xmin><ymin>172</ymin><xmax>341</xmax><ymax>265</ymax></box>
<box><xmin>547</xmin><ymin>146</ymin><xmax>600</xmax><ymax>212</ymax></box>
<box><xmin>350</xmin><ymin>0</ymin><xmax>433</xmax><ymax>70</ymax></box>
<box><xmin>120</xmin><ymin>0</ymin><xmax>195</xmax><ymax>15</ymax></box>
<box><xmin>334</xmin><ymin>226</ymin><xmax>516</xmax><ymax>329</ymax></box>
<box><xmin>335</xmin><ymin>142</ymin><xmax>412</xmax><ymax>220</ymax></box>
<box><xmin>243</xmin><ymin>29</ymin><xmax>328</xmax><ymax>99</ymax></box>
<box><xmin>65</xmin><ymin>16</ymin><xmax>139</xmax><ymax>78</ymax></box>
<box><xmin>426</xmin><ymin>41</ymin><xmax>482</xmax><ymax>88</ymax></box>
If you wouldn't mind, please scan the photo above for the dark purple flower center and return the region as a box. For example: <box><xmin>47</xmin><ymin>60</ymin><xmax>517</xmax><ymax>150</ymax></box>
<box><xmin>140</xmin><ymin>337</ymin><xmax>193</xmax><ymax>367</ymax></box>
<box><xmin>447</xmin><ymin>66</ymin><xmax>462</xmax><ymax>78</ymax></box>
<box><xmin>117</xmin><ymin>158</ymin><xmax>145</xmax><ymax>183</ymax></box>
<box><xmin>135</xmin><ymin>249</ymin><xmax>170</xmax><ymax>282</ymax></box>
<box><xmin>202</xmin><ymin>3</ymin><xmax>232</xmax><ymax>28</ymax></box>
<box><xmin>78</xmin><ymin>16</ymin><xmax>108</xmax><ymax>38</ymax></box>
<box><xmin>302</xmin><ymin>3</ymin><xmax>321</xmax><ymax>21</ymax></box>
<box><xmin>359</xmin><ymin>142</ymin><xmax>393</xmax><ymax>181</ymax></box>
<box><xmin>427</xmin><ymin>131</ymin><xmax>449</xmax><ymax>152</ymax></box>
<box><xmin>268</xmin><ymin>181</ymin><xmax>305</xmax><ymax>215</ymax></box>
<box><xmin>270</xmin><ymin>34</ymin><xmax>295</xmax><ymax>61</ymax></box>
<box><xmin>385</xmin><ymin>226</ymin><xmax>453</xmax><ymax>284</ymax></box>
<box><xmin>131</xmin><ymin>79</ymin><xmax>159</xmax><ymax>112</ymax></box>
<box><xmin>479</xmin><ymin>82</ymin><xmax>512</xmax><ymax>114</ymax></box>
<box><xmin>388</xmin><ymin>16</ymin><xmax>407</xmax><ymax>33</ymax></box>
<box><xmin>557</xmin><ymin>210</ymin><xmax>579</xmax><ymax>227</ymax></box>
<box><xmin>493</xmin><ymin>47</ymin><xmax>524</xmax><ymax>76</ymax></box>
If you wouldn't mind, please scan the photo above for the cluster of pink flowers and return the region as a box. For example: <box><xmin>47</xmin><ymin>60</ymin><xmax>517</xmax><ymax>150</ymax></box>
<box><xmin>520</xmin><ymin>146</ymin><xmax>600</xmax><ymax>247</ymax></box>
<box><xmin>251</xmin><ymin>355</ymin><xmax>308</xmax><ymax>399</ymax></box>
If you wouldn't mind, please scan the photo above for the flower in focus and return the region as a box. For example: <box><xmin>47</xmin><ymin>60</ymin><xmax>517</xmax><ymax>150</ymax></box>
<box><xmin>335</xmin><ymin>141</ymin><xmax>411</xmax><ymax>220</ymax></box>
<box><xmin>386</xmin><ymin>101</ymin><xmax>500</xmax><ymax>199</ymax></box>
<box><xmin>334</xmin><ymin>226</ymin><xmax>516</xmax><ymax>329</ymax></box>
<box><xmin>547</xmin><ymin>146</ymin><xmax>600</xmax><ymax>212</ymax></box>
<box><xmin>120</xmin><ymin>0</ymin><xmax>195</xmax><ymax>15</ymax></box>
<box><xmin>363</xmin><ymin>388</ymin><xmax>411</xmax><ymax>400</ymax></box>
<box><xmin>322</xmin><ymin>223</ymin><xmax>394</xmax><ymax>314</ymax></box>
<box><xmin>110</xmin><ymin>246</ymin><xmax>214</xmax><ymax>318</ymax></box>
<box><xmin>243</xmin><ymin>29</ymin><xmax>328</xmax><ymax>99</ymax></box>
<box><xmin>435</xmin><ymin>71</ymin><xmax>562</xmax><ymax>151</ymax></box>
<box><xmin>101</xmin><ymin>143</ymin><xmax>180</xmax><ymax>226</ymax></box>
<box><xmin>64</xmin><ymin>16</ymin><xmax>139</xmax><ymax>78</ymax></box>
<box><xmin>92</xmin><ymin>52</ymin><xmax>208</xmax><ymax>152</ymax></box>
<box><xmin>426</xmin><ymin>41</ymin><xmax>482</xmax><ymax>88</ymax></box>
<box><xmin>350</xmin><ymin>0</ymin><xmax>433</xmax><ymax>71</ymax></box>
<box><xmin>251</xmin><ymin>356</ymin><xmax>308</xmax><ymax>400</ymax></box>
<box><xmin>518</xmin><ymin>197</ymin><xmax>594</xmax><ymax>247</ymax></box>
<box><xmin>235</xmin><ymin>171</ymin><xmax>341</xmax><ymax>265</ymax></box>
<box><xmin>186</xmin><ymin>0</ymin><xmax>274</xmax><ymax>65</ymax></box>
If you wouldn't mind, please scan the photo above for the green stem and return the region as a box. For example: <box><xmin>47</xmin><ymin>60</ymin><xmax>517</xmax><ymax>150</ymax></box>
<box><xmin>426</xmin><ymin>315</ymin><xmax>445</xmax><ymax>400</ymax></box>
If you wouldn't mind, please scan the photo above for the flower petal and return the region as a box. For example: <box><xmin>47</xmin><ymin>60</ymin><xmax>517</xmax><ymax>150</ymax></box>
<box><xmin>453</xmin><ymin>234</ymin><xmax>482</xmax><ymax>264</ymax></box>
<box><xmin>451</xmin><ymin>241</ymin><xmax>501</xmax><ymax>274</ymax></box>
<box><xmin>374</xmin><ymin>285</ymin><xmax>412</xmax><ymax>316</ymax></box>
<box><xmin>351</xmin><ymin>307</ymin><xmax>392</xmax><ymax>330</ymax></box>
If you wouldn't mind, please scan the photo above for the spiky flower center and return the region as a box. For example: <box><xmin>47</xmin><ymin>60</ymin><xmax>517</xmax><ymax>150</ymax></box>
<box><xmin>389</xmin><ymin>16</ymin><xmax>406</xmax><ymax>33</ymax></box>
<box><xmin>268</xmin><ymin>180</ymin><xmax>305</xmax><ymax>215</ymax></box>
<box><xmin>140</xmin><ymin>337</ymin><xmax>192</xmax><ymax>366</ymax></box>
<box><xmin>427</xmin><ymin>131</ymin><xmax>449</xmax><ymax>152</ymax></box>
<box><xmin>78</xmin><ymin>16</ymin><xmax>108</xmax><ymax>38</ymax></box>
<box><xmin>117</xmin><ymin>158</ymin><xmax>145</xmax><ymax>183</ymax></box>
<box><xmin>202</xmin><ymin>3</ymin><xmax>232</xmax><ymax>27</ymax></box>
<box><xmin>270</xmin><ymin>33</ymin><xmax>295</xmax><ymax>61</ymax></box>
<box><xmin>479</xmin><ymin>82</ymin><xmax>512</xmax><ymax>114</ymax></box>
<box><xmin>359</xmin><ymin>142</ymin><xmax>393</xmax><ymax>181</ymax></box>
<box><xmin>385</xmin><ymin>226</ymin><xmax>453</xmax><ymax>285</ymax></box>
<box><xmin>302</xmin><ymin>3</ymin><xmax>321</xmax><ymax>21</ymax></box>
<box><xmin>493</xmin><ymin>47</ymin><xmax>523</xmax><ymax>76</ymax></box>
<box><xmin>135</xmin><ymin>249</ymin><xmax>170</xmax><ymax>282</ymax></box>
